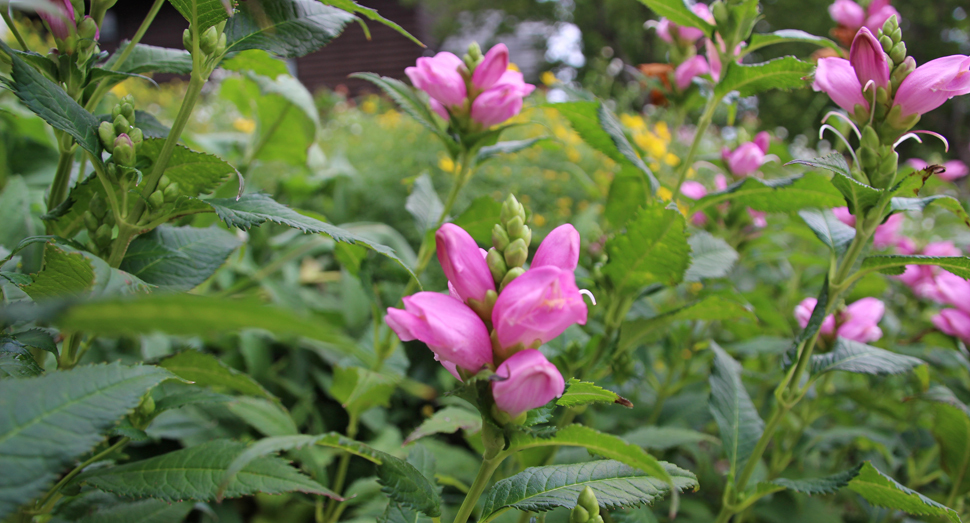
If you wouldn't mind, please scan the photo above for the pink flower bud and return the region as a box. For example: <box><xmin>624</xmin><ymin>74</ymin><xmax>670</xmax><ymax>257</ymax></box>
<box><xmin>386</xmin><ymin>292</ymin><xmax>493</xmax><ymax>375</ymax></box>
<box><xmin>492</xmin><ymin>266</ymin><xmax>588</xmax><ymax>349</ymax></box>
<box><xmin>680</xmin><ymin>181</ymin><xmax>708</xmax><ymax>226</ymax></box>
<box><xmin>714</xmin><ymin>174</ymin><xmax>728</xmax><ymax>191</ymax></box>
<box><xmin>436</xmin><ymin>223</ymin><xmax>496</xmax><ymax>304</ymax></box>
<box><xmin>837</xmin><ymin>297</ymin><xmax>884</xmax><ymax>343</ymax></box>
<box><xmin>933</xmin><ymin>308</ymin><xmax>970</xmax><ymax>344</ymax></box>
<box><xmin>794</xmin><ymin>297</ymin><xmax>836</xmax><ymax>336</ymax></box>
<box><xmin>892</xmin><ymin>55</ymin><xmax>970</xmax><ymax>118</ymax></box>
<box><xmin>724</xmin><ymin>142</ymin><xmax>767</xmax><ymax>177</ymax></box>
<box><xmin>491</xmin><ymin>349</ymin><xmax>565</xmax><ymax>418</ymax></box>
<box><xmin>405</xmin><ymin>52</ymin><xmax>468</xmax><ymax>108</ymax></box>
<box><xmin>39</xmin><ymin>0</ymin><xmax>76</xmax><ymax>40</ymax></box>
<box><xmin>829</xmin><ymin>0</ymin><xmax>865</xmax><ymax>29</ymax></box>
<box><xmin>864</xmin><ymin>5</ymin><xmax>899</xmax><ymax>33</ymax></box>
<box><xmin>473</xmin><ymin>44</ymin><xmax>509</xmax><ymax>91</ymax></box>
<box><xmin>753</xmin><ymin>132</ymin><xmax>771</xmax><ymax>154</ymax></box>
<box><xmin>532</xmin><ymin>224</ymin><xmax>581</xmax><ymax>272</ymax></box>
<box><xmin>813</xmin><ymin>57</ymin><xmax>869</xmax><ymax>114</ymax></box>
<box><xmin>939</xmin><ymin>160</ymin><xmax>970</xmax><ymax>181</ymax></box>
<box><xmin>674</xmin><ymin>55</ymin><xmax>710</xmax><ymax>90</ymax></box>
<box><xmin>895</xmin><ymin>236</ymin><xmax>917</xmax><ymax>255</ymax></box>
<box><xmin>933</xmin><ymin>271</ymin><xmax>970</xmax><ymax>312</ymax></box>
<box><xmin>655</xmin><ymin>19</ymin><xmax>674</xmax><ymax>43</ymax></box>
<box><xmin>429</xmin><ymin>98</ymin><xmax>450</xmax><ymax>120</ymax></box>
<box><xmin>705</xmin><ymin>38</ymin><xmax>722</xmax><ymax>82</ymax></box>
<box><xmin>849</xmin><ymin>28</ymin><xmax>890</xmax><ymax>90</ymax></box>
<box><xmin>470</xmin><ymin>71</ymin><xmax>535</xmax><ymax>127</ymax></box>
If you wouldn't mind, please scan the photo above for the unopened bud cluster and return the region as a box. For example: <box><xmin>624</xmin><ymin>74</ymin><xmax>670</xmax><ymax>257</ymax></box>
<box><xmin>98</xmin><ymin>95</ymin><xmax>143</xmax><ymax>167</ymax></box>
<box><xmin>570</xmin><ymin>487</ymin><xmax>604</xmax><ymax>523</ymax></box>
<box><xmin>82</xmin><ymin>192</ymin><xmax>115</xmax><ymax>252</ymax></box>
<box><xmin>183</xmin><ymin>23</ymin><xmax>227</xmax><ymax>57</ymax></box>
<box><xmin>871</xmin><ymin>16</ymin><xmax>919</xmax><ymax>136</ymax></box>
<box><xmin>487</xmin><ymin>195</ymin><xmax>533</xmax><ymax>290</ymax></box>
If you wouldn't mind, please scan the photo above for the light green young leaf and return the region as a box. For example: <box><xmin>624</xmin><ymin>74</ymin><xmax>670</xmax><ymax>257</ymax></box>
<box><xmin>636</xmin><ymin>0</ymin><xmax>714</xmax><ymax>36</ymax></box>
<box><xmin>604</xmin><ymin>203</ymin><xmax>690</xmax><ymax>292</ymax></box>
<box><xmin>847</xmin><ymin>462</ymin><xmax>960</xmax><ymax>523</ymax></box>
<box><xmin>225</xmin><ymin>0</ymin><xmax>355</xmax><ymax>57</ymax></box>
<box><xmin>453</xmin><ymin>196</ymin><xmax>503</xmax><ymax>245</ymax></box>
<box><xmin>709</xmin><ymin>342</ymin><xmax>764</xmax><ymax>476</ymax></box>
<box><xmin>403</xmin><ymin>407</ymin><xmax>482</xmax><ymax>445</ymax></box>
<box><xmin>379</xmin><ymin>502</ymin><xmax>419</xmax><ymax>523</ymax></box>
<box><xmin>605</xmin><ymin>164</ymin><xmax>651</xmax><ymax>229</ymax></box>
<box><xmin>0</xmin><ymin>176</ymin><xmax>39</xmax><ymax>251</ymax></box>
<box><xmin>136</xmin><ymin>139</ymin><xmax>237</xmax><ymax>198</ymax></box>
<box><xmin>320</xmin><ymin>0</ymin><xmax>424</xmax><ymax>46</ymax></box>
<box><xmin>771</xmin><ymin>463</ymin><xmax>864</xmax><ymax>495</ymax></box>
<box><xmin>221</xmin><ymin>49</ymin><xmax>290</xmax><ymax>77</ymax></box>
<box><xmin>619</xmin><ymin>295</ymin><xmax>755</xmax><ymax>353</ymax></box>
<box><xmin>329</xmin><ymin>365</ymin><xmax>399</xmax><ymax>415</ymax></box>
<box><xmin>557</xmin><ymin>378</ymin><xmax>625</xmax><ymax>408</ymax></box>
<box><xmin>810</xmin><ymin>338</ymin><xmax>925</xmax><ymax>376</ymax></box>
<box><xmin>405</xmin><ymin>174</ymin><xmax>444</xmax><ymax>233</ymax></box>
<box><xmin>692</xmin><ymin>172</ymin><xmax>844</xmax><ymax>214</ymax></box>
<box><xmin>216</xmin><ymin>434</ymin><xmax>330</xmax><ymax>500</ymax></box>
<box><xmin>21</xmin><ymin>244</ymin><xmax>149</xmax><ymax>301</ymax></box>
<box><xmin>158</xmin><ymin>351</ymin><xmax>277</xmax><ymax>401</ymax></box>
<box><xmin>891</xmin><ymin>195</ymin><xmax>970</xmax><ymax>228</ymax></box>
<box><xmin>479</xmin><ymin>460</ymin><xmax>697</xmax><ymax>522</ymax></box>
<box><xmin>475</xmin><ymin>138</ymin><xmax>549</xmax><ymax>166</ymax></box>
<box><xmin>0</xmin><ymin>363</ymin><xmax>174</xmax><ymax>519</ymax></box>
<box><xmin>714</xmin><ymin>56</ymin><xmax>815</xmax><ymax>98</ymax></box>
<box><xmin>349</xmin><ymin>73</ymin><xmax>445</xmax><ymax>139</ymax></box>
<box><xmin>786</xmin><ymin>154</ymin><xmax>883</xmax><ymax>214</ymax></box>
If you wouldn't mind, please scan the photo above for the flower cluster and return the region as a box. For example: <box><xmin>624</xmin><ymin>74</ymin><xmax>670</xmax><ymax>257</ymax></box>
<box><xmin>405</xmin><ymin>43</ymin><xmax>535</xmax><ymax>129</ymax></box>
<box><xmin>38</xmin><ymin>0</ymin><xmax>100</xmax><ymax>57</ymax></box>
<box><xmin>386</xmin><ymin>196</ymin><xmax>589</xmax><ymax>421</ymax></box>
<box><xmin>828</xmin><ymin>0</ymin><xmax>899</xmax><ymax>42</ymax></box>
<box><xmin>795</xmin><ymin>297</ymin><xmax>885</xmax><ymax>343</ymax></box>
<box><xmin>832</xmin><ymin>207</ymin><xmax>903</xmax><ymax>250</ymax></box>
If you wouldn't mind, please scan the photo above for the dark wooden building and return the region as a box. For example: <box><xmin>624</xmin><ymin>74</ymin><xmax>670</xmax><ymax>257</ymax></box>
<box><xmin>104</xmin><ymin>0</ymin><xmax>430</xmax><ymax>93</ymax></box>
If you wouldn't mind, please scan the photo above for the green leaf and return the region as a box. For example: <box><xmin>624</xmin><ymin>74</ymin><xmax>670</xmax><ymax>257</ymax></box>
<box><xmin>924</xmin><ymin>386</ymin><xmax>970</xmax><ymax>497</ymax></box>
<box><xmin>0</xmin><ymin>363</ymin><xmax>174</xmax><ymax>519</ymax></box>
<box><xmin>54</xmin><ymin>294</ymin><xmax>362</xmax><ymax>355</ymax></box>
<box><xmin>557</xmin><ymin>378</ymin><xmax>625</xmax><ymax>408</ymax></box>
<box><xmin>799</xmin><ymin>208</ymin><xmax>855</xmax><ymax>255</ymax></box>
<box><xmin>745</xmin><ymin>30</ymin><xmax>842</xmax><ymax>55</ymax></box>
<box><xmin>103</xmin><ymin>41</ymin><xmax>193</xmax><ymax>74</ymax></box>
<box><xmin>330</xmin><ymin>365</ymin><xmax>399</xmax><ymax>415</ymax></box>
<box><xmin>692</xmin><ymin>172</ymin><xmax>844</xmax><ymax>214</ymax></box>
<box><xmin>374</xmin><ymin>448</ymin><xmax>442</xmax><ymax>517</ymax></box>
<box><xmin>405</xmin><ymin>174</ymin><xmax>444</xmax><ymax>233</ymax></box>
<box><xmin>349</xmin><ymin>73</ymin><xmax>447</xmax><ymax>140</ymax></box>
<box><xmin>891</xmin><ymin>196</ymin><xmax>970</xmax><ymax>228</ymax></box>
<box><xmin>21</xmin><ymin>244</ymin><xmax>149</xmax><ymax>301</ymax></box>
<box><xmin>684</xmin><ymin>231</ymin><xmax>738</xmax><ymax>282</ymax></box>
<box><xmin>0</xmin><ymin>272</ymin><xmax>32</xmax><ymax>286</ymax></box>
<box><xmin>227</xmin><ymin>397</ymin><xmax>298</xmax><ymax>436</ymax></box>
<box><xmin>811</xmin><ymin>338</ymin><xmax>925</xmax><ymax>376</ymax></box>
<box><xmin>158</xmin><ymin>351</ymin><xmax>276</xmax><ymax>401</ymax></box>
<box><xmin>76</xmin><ymin>439</ymin><xmax>339</xmax><ymax>501</ymax></box>
<box><xmin>221</xmin><ymin>49</ymin><xmax>290</xmax><ymax>77</ymax></box>
<box><xmin>771</xmin><ymin>464</ymin><xmax>864</xmax><ymax>495</ymax></box>
<box><xmin>250</xmin><ymin>70</ymin><xmax>321</xmax><ymax>127</ymax></box>
<box><xmin>154</xmin><ymin>387</ymin><xmax>234</xmax><ymax>413</ymax></box>
<box><xmin>205</xmin><ymin>193</ymin><xmax>415</xmax><ymax>279</ymax></box>
<box><xmin>453</xmin><ymin>196</ymin><xmax>502</xmax><ymax>245</ymax></box>
<box><xmin>786</xmin><ymin>154</ymin><xmax>883</xmax><ymax>214</ymax></box>
<box><xmin>859</xmin><ymin>255</ymin><xmax>970</xmax><ymax>278</ymax></box>
<box><xmin>619</xmin><ymin>295</ymin><xmax>755</xmax><ymax>353</ymax></box>
<box><xmin>215</xmin><ymin>435</ymin><xmax>329</xmax><ymax>499</ymax></box>
<box><xmin>379</xmin><ymin>502</ymin><xmax>419</xmax><ymax>523</ymax></box>
<box><xmin>136</xmin><ymin>140</ymin><xmax>237</xmax><ymax>198</ymax></box>
<box><xmin>847</xmin><ymin>461</ymin><xmax>960</xmax><ymax>523</ymax></box>
<box><xmin>168</xmin><ymin>0</ymin><xmax>232</xmax><ymax>31</ymax></box>
<box><xmin>636</xmin><ymin>0</ymin><xmax>713</xmax><ymax>37</ymax></box>
<box><xmin>11</xmin><ymin>330</ymin><xmax>57</xmax><ymax>356</ymax></box>
<box><xmin>320</xmin><ymin>0</ymin><xmax>424</xmax><ymax>46</ymax></box>
<box><xmin>120</xmin><ymin>225</ymin><xmax>242</xmax><ymax>292</ymax></box>
<box><xmin>605</xmin><ymin>164</ymin><xmax>650</xmax><ymax>228</ymax></box>
<box><xmin>403</xmin><ymin>406</ymin><xmax>482</xmax><ymax>445</ymax></box>
<box><xmin>553</xmin><ymin>101</ymin><xmax>658</xmax><ymax>191</ymax></box>
<box><xmin>479</xmin><ymin>460</ymin><xmax>697</xmax><ymax>521</ymax></box>
<box><xmin>73</xmin><ymin>499</ymin><xmax>193</xmax><ymax>523</ymax></box>
<box><xmin>709</xmin><ymin>342</ymin><xmax>764</xmax><ymax>475</ymax></box>
<box><xmin>621</xmin><ymin>427</ymin><xmax>719</xmax><ymax>452</ymax></box>
<box><xmin>509</xmin><ymin>425</ymin><xmax>675</xmax><ymax>489</ymax></box>
<box><xmin>475</xmin><ymin>138</ymin><xmax>548</xmax><ymax>166</ymax></box>
<box><xmin>135</xmin><ymin>111</ymin><xmax>172</xmax><ymax>139</ymax></box>
<box><xmin>0</xmin><ymin>336</ymin><xmax>43</xmax><ymax>378</ymax></box>
<box><xmin>225</xmin><ymin>0</ymin><xmax>355</xmax><ymax>58</ymax></box>
<box><xmin>715</xmin><ymin>56</ymin><xmax>815</xmax><ymax>98</ymax></box>
<box><xmin>0</xmin><ymin>176</ymin><xmax>39</xmax><ymax>251</ymax></box>
<box><xmin>604</xmin><ymin>203</ymin><xmax>690</xmax><ymax>292</ymax></box>
<box><xmin>0</xmin><ymin>42</ymin><xmax>101</xmax><ymax>157</ymax></box>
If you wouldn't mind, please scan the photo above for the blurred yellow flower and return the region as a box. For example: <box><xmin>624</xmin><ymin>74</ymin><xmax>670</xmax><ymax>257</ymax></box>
<box><xmin>377</xmin><ymin>109</ymin><xmax>402</xmax><ymax>128</ymax></box>
<box><xmin>566</xmin><ymin>148</ymin><xmax>581</xmax><ymax>163</ymax></box>
<box><xmin>541</xmin><ymin>71</ymin><xmax>558</xmax><ymax>86</ymax></box>
<box><xmin>657</xmin><ymin>187</ymin><xmax>673</xmax><ymax>201</ymax></box>
<box><xmin>111</xmin><ymin>82</ymin><xmax>129</xmax><ymax>98</ymax></box>
<box><xmin>361</xmin><ymin>97</ymin><xmax>378</xmax><ymax>114</ymax></box>
<box><xmin>620</xmin><ymin>114</ymin><xmax>646</xmax><ymax>131</ymax></box>
<box><xmin>233</xmin><ymin>118</ymin><xmax>256</xmax><ymax>133</ymax></box>
<box><xmin>663</xmin><ymin>153</ymin><xmax>680</xmax><ymax>167</ymax></box>
<box><xmin>655</xmin><ymin>121</ymin><xmax>671</xmax><ymax>142</ymax></box>
<box><xmin>438</xmin><ymin>156</ymin><xmax>456</xmax><ymax>173</ymax></box>
<box><xmin>634</xmin><ymin>131</ymin><xmax>667</xmax><ymax>158</ymax></box>
<box><xmin>532</xmin><ymin>213</ymin><xmax>547</xmax><ymax>226</ymax></box>
<box><xmin>508</xmin><ymin>63</ymin><xmax>521</xmax><ymax>72</ymax></box>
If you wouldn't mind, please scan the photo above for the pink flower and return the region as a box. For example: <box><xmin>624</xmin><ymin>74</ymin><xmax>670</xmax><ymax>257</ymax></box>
<box><xmin>386</xmin><ymin>292</ymin><xmax>493</xmax><ymax>375</ymax></box>
<box><xmin>680</xmin><ymin>181</ymin><xmax>708</xmax><ymax>226</ymax></box>
<box><xmin>492</xmin><ymin>266</ymin><xmax>588</xmax><ymax>350</ymax></box>
<box><xmin>705</xmin><ymin>39</ymin><xmax>723</xmax><ymax>82</ymax></box>
<box><xmin>813</xmin><ymin>57</ymin><xmax>869</xmax><ymax>114</ymax></box>
<box><xmin>794</xmin><ymin>297</ymin><xmax>884</xmax><ymax>343</ymax></box>
<box><xmin>436</xmin><ymin>223</ymin><xmax>496</xmax><ymax>304</ymax></box>
<box><xmin>935</xmin><ymin>271</ymin><xmax>970</xmax><ymax>312</ymax></box>
<box><xmin>674</xmin><ymin>55</ymin><xmax>710</xmax><ymax>90</ymax></box>
<box><xmin>893</xmin><ymin>55</ymin><xmax>970</xmax><ymax>118</ymax></box>
<box><xmin>470</xmin><ymin>70</ymin><xmax>535</xmax><ymax>127</ymax></box>
<box><xmin>849</xmin><ymin>28</ymin><xmax>890</xmax><ymax>90</ymax></box>
<box><xmin>406</xmin><ymin>52</ymin><xmax>468</xmax><ymax>108</ymax></box>
<box><xmin>722</xmin><ymin>141</ymin><xmax>767</xmax><ymax>177</ymax></box>
<box><xmin>473</xmin><ymin>44</ymin><xmax>510</xmax><ymax>92</ymax></box>
<box><xmin>864</xmin><ymin>4</ymin><xmax>900</xmax><ymax>33</ymax></box>
<box><xmin>940</xmin><ymin>160</ymin><xmax>970</xmax><ymax>181</ymax></box>
<box><xmin>829</xmin><ymin>0</ymin><xmax>865</xmax><ymax>28</ymax></box>
<box><xmin>895</xmin><ymin>241</ymin><xmax>963</xmax><ymax>302</ymax></box>
<box><xmin>491</xmin><ymin>349</ymin><xmax>565</xmax><ymax>418</ymax></box>
<box><xmin>39</xmin><ymin>0</ymin><xmax>75</xmax><ymax>40</ymax></box>
<box><xmin>906</xmin><ymin>158</ymin><xmax>929</xmax><ymax>171</ymax></box>
<box><xmin>532</xmin><ymin>224</ymin><xmax>581</xmax><ymax>272</ymax></box>
<box><xmin>933</xmin><ymin>308</ymin><xmax>970</xmax><ymax>344</ymax></box>
<box><xmin>654</xmin><ymin>4</ymin><xmax>713</xmax><ymax>43</ymax></box>
<box><xmin>832</xmin><ymin>207</ymin><xmax>903</xmax><ymax>249</ymax></box>
<box><xmin>655</xmin><ymin>19</ymin><xmax>675</xmax><ymax>43</ymax></box>
<box><xmin>795</xmin><ymin>297</ymin><xmax>836</xmax><ymax>336</ymax></box>
<box><xmin>748</xmin><ymin>209</ymin><xmax>768</xmax><ymax>228</ymax></box>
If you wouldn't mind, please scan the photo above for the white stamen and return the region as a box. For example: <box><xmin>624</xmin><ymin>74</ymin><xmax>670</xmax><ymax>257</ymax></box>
<box><xmin>822</xmin><ymin>111</ymin><xmax>861</xmax><ymax>139</ymax></box>
<box><xmin>819</xmin><ymin>124</ymin><xmax>861</xmax><ymax>166</ymax></box>
<box><xmin>911</xmin><ymin>130</ymin><xmax>950</xmax><ymax>152</ymax></box>
<box><xmin>579</xmin><ymin>289</ymin><xmax>597</xmax><ymax>306</ymax></box>
<box><xmin>893</xmin><ymin>133</ymin><xmax>922</xmax><ymax>149</ymax></box>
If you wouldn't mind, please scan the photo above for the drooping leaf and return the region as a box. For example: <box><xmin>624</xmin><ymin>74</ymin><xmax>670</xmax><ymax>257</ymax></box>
<box><xmin>604</xmin><ymin>203</ymin><xmax>690</xmax><ymax>292</ymax></box>
<box><xmin>891</xmin><ymin>195</ymin><xmax>970</xmax><ymax>228</ymax></box>
<box><xmin>102</xmin><ymin>41</ymin><xmax>193</xmax><ymax>74</ymax></box>
<box><xmin>619</xmin><ymin>295</ymin><xmax>755</xmax><ymax>353</ymax></box>
<box><xmin>0</xmin><ymin>363</ymin><xmax>174</xmax><ymax>519</ymax></box>
<box><xmin>924</xmin><ymin>386</ymin><xmax>970</xmax><ymax>497</ymax></box>
<box><xmin>168</xmin><ymin>0</ymin><xmax>232</xmax><ymax>31</ymax></box>
<box><xmin>453</xmin><ymin>196</ymin><xmax>503</xmax><ymax>245</ymax></box>
<box><xmin>120</xmin><ymin>225</ymin><xmax>242</xmax><ymax>292</ymax></box>
<box><xmin>684</xmin><ymin>231</ymin><xmax>738</xmax><ymax>282</ymax></box>
<box><xmin>771</xmin><ymin>464</ymin><xmax>864</xmax><ymax>495</ymax></box>
<box><xmin>745</xmin><ymin>30</ymin><xmax>842</xmax><ymax>55</ymax></box>
<box><xmin>557</xmin><ymin>379</ymin><xmax>625</xmax><ymax>408</ymax></box>
<box><xmin>708</xmin><ymin>342</ymin><xmax>764</xmax><ymax>475</ymax></box>
<box><xmin>158</xmin><ymin>351</ymin><xmax>276</xmax><ymax>401</ymax></box>
<box><xmin>810</xmin><ymin>338</ymin><xmax>925</xmax><ymax>376</ymax></box>
<box><xmin>636</xmin><ymin>0</ymin><xmax>714</xmax><ymax>36</ymax></box>
<box><xmin>320</xmin><ymin>0</ymin><xmax>424</xmax><ymax>46</ymax></box>
<box><xmin>136</xmin><ymin>140</ymin><xmax>237</xmax><ymax>198</ymax></box>
<box><xmin>75</xmin><ymin>439</ymin><xmax>339</xmax><ymax>501</ymax></box>
<box><xmin>799</xmin><ymin>208</ymin><xmax>855</xmax><ymax>255</ymax></box>
<box><xmin>403</xmin><ymin>407</ymin><xmax>482</xmax><ymax>445</ymax></box>
<box><xmin>225</xmin><ymin>0</ymin><xmax>355</xmax><ymax>58</ymax></box>
<box><xmin>479</xmin><ymin>460</ymin><xmax>697</xmax><ymax>521</ymax></box>
<box><xmin>621</xmin><ymin>427</ymin><xmax>719</xmax><ymax>452</ymax></box>
<box><xmin>714</xmin><ymin>56</ymin><xmax>815</xmax><ymax>98</ymax></box>
<box><xmin>405</xmin><ymin>174</ymin><xmax>444</xmax><ymax>233</ymax></box>
<box><xmin>847</xmin><ymin>462</ymin><xmax>960</xmax><ymax>523</ymax></box>
<box><xmin>475</xmin><ymin>138</ymin><xmax>549</xmax><ymax>166</ymax></box>
<box><xmin>692</xmin><ymin>173</ymin><xmax>844</xmax><ymax>214</ymax></box>
<box><xmin>859</xmin><ymin>255</ymin><xmax>970</xmax><ymax>278</ymax></box>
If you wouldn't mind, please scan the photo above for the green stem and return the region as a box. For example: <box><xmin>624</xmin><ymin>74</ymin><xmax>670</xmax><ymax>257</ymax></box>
<box><xmin>324</xmin><ymin>413</ymin><xmax>358</xmax><ymax>523</ymax></box>
<box><xmin>670</xmin><ymin>95</ymin><xmax>721</xmax><ymax>202</ymax></box>
<box><xmin>453</xmin><ymin>454</ymin><xmax>507</xmax><ymax>523</ymax></box>
<box><xmin>57</xmin><ymin>333</ymin><xmax>82</xmax><ymax>370</ymax></box>
<box><xmin>1</xmin><ymin>8</ymin><xmax>28</xmax><ymax>51</ymax></box>
<box><xmin>31</xmin><ymin>437</ymin><xmax>130</xmax><ymax>515</ymax></box>
<box><xmin>46</xmin><ymin>148</ymin><xmax>75</xmax><ymax>217</ymax></box>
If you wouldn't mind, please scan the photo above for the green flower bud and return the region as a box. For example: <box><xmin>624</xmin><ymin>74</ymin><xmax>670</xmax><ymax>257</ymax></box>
<box><xmin>78</xmin><ymin>17</ymin><xmax>99</xmax><ymax>41</ymax></box>
<box><xmin>112</xmin><ymin>134</ymin><xmax>135</xmax><ymax>166</ymax></box>
<box><xmin>200</xmin><ymin>26</ymin><xmax>219</xmax><ymax>55</ymax></box>
<box><xmin>877</xmin><ymin>150</ymin><xmax>898</xmax><ymax>177</ymax></box>
<box><xmin>94</xmin><ymin>224</ymin><xmax>112</xmax><ymax>246</ymax></box>
<box><xmin>128</xmin><ymin>127</ymin><xmax>143</xmax><ymax>145</ymax></box>
<box><xmin>891</xmin><ymin>27</ymin><xmax>902</xmax><ymax>43</ymax></box>
<box><xmin>183</xmin><ymin>28</ymin><xmax>192</xmax><ymax>51</ymax></box>
<box><xmin>113</xmin><ymin>114</ymin><xmax>130</xmax><ymax>135</ymax></box>
<box><xmin>107</xmin><ymin>163</ymin><xmax>118</xmax><ymax>181</ymax></box>
<box><xmin>82</xmin><ymin>210</ymin><xmax>98</xmax><ymax>231</ymax></box>
<box><xmin>500</xmin><ymin>194</ymin><xmax>525</xmax><ymax>225</ymax></box>
<box><xmin>89</xmin><ymin>193</ymin><xmax>107</xmax><ymax>219</ymax></box>
<box><xmin>500</xmin><ymin>267</ymin><xmax>525</xmax><ymax>291</ymax></box>
<box><xmin>711</xmin><ymin>1</ymin><xmax>729</xmax><ymax>27</ymax></box>
<box><xmin>137</xmin><ymin>394</ymin><xmax>155</xmax><ymax>416</ymax></box>
<box><xmin>158</xmin><ymin>175</ymin><xmax>172</xmax><ymax>190</ymax></box>
<box><xmin>858</xmin><ymin>146</ymin><xmax>879</xmax><ymax>171</ymax></box>
<box><xmin>881</xmin><ymin>13</ymin><xmax>898</xmax><ymax>34</ymax></box>
<box><xmin>163</xmin><ymin>182</ymin><xmax>180</xmax><ymax>202</ymax></box>
<box><xmin>99</xmin><ymin>121</ymin><xmax>116</xmax><ymax>151</ymax></box>
<box><xmin>111</xmin><ymin>104</ymin><xmax>122</xmax><ymax>119</ymax></box>
<box><xmin>504</xmin><ymin>238</ymin><xmax>528</xmax><ymax>268</ymax></box>
<box><xmin>570</xmin><ymin>506</ymin><xmax>590</xmax><ymax>523</ymax></box>
<box><xmin>875</xmin><ymin>86</ymin><xmax>890</xmax><ymax>104</ymax></box>
<box><xmin>492</xmin><ymin>224</ymin><xmax>510</xmax><ymax>251</ymax></box>
<box><xmin>878</xmin><ymin>35</ymin><xmax>893</xmax><ymax>53</ymax></box>
<box><xmin>102</xmin><ymin>211</ymin><xmax>115</xmax><ymax>227</ymax></box>
<box><xmin>148</xmin><ymin>190</ymin><xmax>165</xmax><ymax>209</ymax></box>
<box><xmin>486</xmin><ymin>248</ymin><xmax>508</xmax><ymax>284</ymax></box>
<box><xmin>518</xmin><ymin>226</ymin><xmax>532</xmax><ymax>247</ymax></box>
<box><xmin>121</xmin><ymin>102</ymin><xmax>135</xmax><ymax>122</ymax></box>
<box><xmin>889</xmin><ymin>42</ymin><xmax>906</xmax><ymax>64</ymax></box>
<box><xmin>506</xmin><ymin>216</ymin><xmax>525</xmax><ymax>240</ymax></box>
<box><xmin>891</xmin><ymin>56</ymin><xmax>916</xmax><ymax>86</ymax></box>
<box><xmin>578</xmin><ymin>486</ymin><xmax>599</xmax><ymax>516</ymax></box>
<box><xmin>861</xmin><ymin>125</ymin><xmax>880</xmax><ymax>149</ymax></box>
<box><xmin>216</xmin><ymin>33</ymin><xmax>227</xmax><ymax>55</ymax></box>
